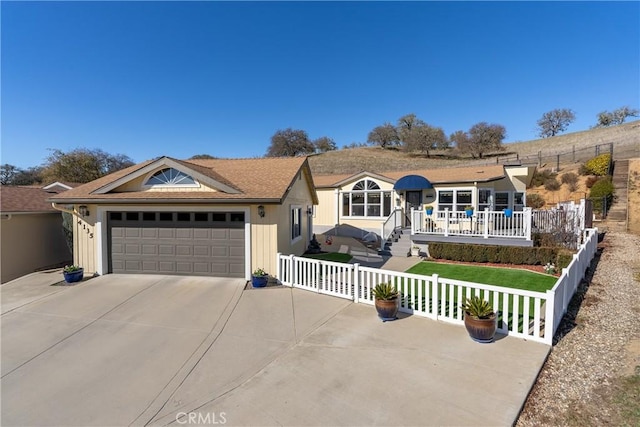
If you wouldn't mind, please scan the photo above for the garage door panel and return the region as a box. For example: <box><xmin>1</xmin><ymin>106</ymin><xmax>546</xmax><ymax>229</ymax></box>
<box><xmin>193</xmin><ymin>246</ymin><xmax>209</xmax><ymax>256</ymax></box>
<box><xmin>158</xmin><ymin>245</ymin><xmax>175</xmax><ymax>255</ymax></box>
<box><xmin>125</xmin><ymin>244</ymin><xmax>141</xmax><ymax>254</ymax></box>
<box><xmin>193</xmin><ymin>229</ymin><xmax>210</xmax><ymax>239</ymax></box>
<box><xmin>158</xmin><ymin>229</ymin><xmax>175</xmax><ymax>239</ymax></box>
<box><xmin>176</xmin><ymin>229</ymin><xmax>192</xmax><ymax>239</ymax></box>
<box><xmin>142</xmin><ymin>229</ymin><xmax>158</xmax><ymax>238</ymax></box>
<box><xmin>175</xmin><ymin>245</ymin><xmax>192</xmax><ymax>256</ymax></box>
<box><xmin>125</xmin><ymin>229</ymin><xmax>141</xmax><ymax>238</ymax></box>
<box><xmin>109</xmin><ymin>212</ymin><xmax>245</xmax><ymax>277</ymax></box>
<box><xmin>142</xmin><ymin>245</ymin><xmax>158</xmax><ymax>255</ymax></box>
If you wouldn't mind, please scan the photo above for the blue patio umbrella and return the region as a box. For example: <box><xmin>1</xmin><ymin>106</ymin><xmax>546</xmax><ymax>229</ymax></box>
<box><xmin>393</xmin><ymin>175</ymin><xmax>433</xmax><ymax>190</ymax></box>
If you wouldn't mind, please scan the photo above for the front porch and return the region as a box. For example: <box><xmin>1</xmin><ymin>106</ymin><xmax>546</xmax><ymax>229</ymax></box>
<box><xmin>383</xmin><ymin>208</ymin><xmax>534</xmax><ymax>247</ymax></box>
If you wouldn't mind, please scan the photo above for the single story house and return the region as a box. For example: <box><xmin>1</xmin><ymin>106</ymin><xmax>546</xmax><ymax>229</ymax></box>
<box><xmin>312</xmin><ymin>163</ymin><xmax>536</xmax><ymax>245</ymax></box>
<box><xmin>48</xmin><ymin>156</ymin><xmax>317</xmax><ymax>280</ymax></box>
<box><xmin>1</xmin><ymin>183</ymin><xmax>74</xmax><ymax>283</ymax></box>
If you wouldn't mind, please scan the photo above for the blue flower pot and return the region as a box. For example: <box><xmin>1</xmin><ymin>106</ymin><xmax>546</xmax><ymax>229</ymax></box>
<box><xmin>63</xmin><ymin>268</ymin><xmax>84</xmax><ymax>283</ymax></box>
<box><xmin>425</xmin><ymin>208</ymin><xmax>433</xmax><ymax>215</ymax></box>
<box><xmin>504</xmin><ymin>209</ymin><xmax>513</xmax><ymax>218</ymax></box>
<box><xmin>251</xmin><ymin>275</ymin><xmax>268</xmax><ymax>288</ymax></box>
<box><xmin>465</xmin><ymin>209</ymin><xmax>474</xmax><ymax>217</ymax></box>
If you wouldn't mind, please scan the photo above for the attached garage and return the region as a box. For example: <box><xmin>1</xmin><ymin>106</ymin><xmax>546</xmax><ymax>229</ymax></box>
<box><xmin>108</xmin><ymin>211</ymin><xmax>245</xmax><ymax>277</ymax></box>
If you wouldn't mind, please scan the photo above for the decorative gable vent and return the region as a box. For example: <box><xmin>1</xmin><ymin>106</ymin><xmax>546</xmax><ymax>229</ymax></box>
<box><xmin>145</xmin><ymin>168</ymin><xmax>197</xmax><ymax>186</ymax></box>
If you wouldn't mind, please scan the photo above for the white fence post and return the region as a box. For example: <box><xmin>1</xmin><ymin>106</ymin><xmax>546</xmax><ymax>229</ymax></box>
<box><xmin>432</xmin><ymin>273</ymin><xmax>439</xmax><ymax>318</ymax></box>
<box><xmin>483</xmin><ymin>208</ymin><xmax>489</xmax><ymax>239</ymax></box>
<box><xmin>544</xmin><ymin>289</ymin><xmax>555</xmax><ymax>345</ymax></box>
<box><xmin>276</xmin><ymin>252</ymin><xmax>281</xmax><ymax>285</ymax></box>
<box><xmin>524</xmin><ymin>207</ymin><xmax>532</xmax><ymax>241</ymax></box>
<box><xmin>444</xmin><ymin>209</ymin><xmax>449</xmax><ymax>236</ymax></box>
<box><xmin>353</xmin><ymin>263</ymin><xmax>360</xmax><ymax>303</ymax></box>
<box><xmin>290</xmin><ymin>254</ymin><xmax>296</xmax><ymax>287</ymax></box>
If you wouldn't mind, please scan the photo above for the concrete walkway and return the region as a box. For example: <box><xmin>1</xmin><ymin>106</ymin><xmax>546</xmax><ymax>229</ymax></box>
<box><xmin>1</xmin><ymin>272</ymin><xmax>550</xmax><ymax>426</ymax></box>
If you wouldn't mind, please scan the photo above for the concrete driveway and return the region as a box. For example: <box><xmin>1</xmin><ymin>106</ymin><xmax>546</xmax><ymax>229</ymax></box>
<box><xmin>1</xmin><ymin>272</ymin><xmax>550</xmax><ymax>426</ymax></box>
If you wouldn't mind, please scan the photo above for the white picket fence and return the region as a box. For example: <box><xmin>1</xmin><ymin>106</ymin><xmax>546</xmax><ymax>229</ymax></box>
<box><xmin>276</xmin><ymin>228</ymin><xmax>598</xmax><ymax>345</ymax></box>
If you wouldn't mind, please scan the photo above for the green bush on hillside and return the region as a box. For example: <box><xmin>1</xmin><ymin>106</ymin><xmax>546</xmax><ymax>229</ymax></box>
<box><xmin>526</xmin><ymin>194</ymin><xmax>546</xmax><ymax>209</ymax></box>
<box><xmin>589</xmin><ymin>177</ymin><xmax>615</xmax><ymax>213</ymax></box>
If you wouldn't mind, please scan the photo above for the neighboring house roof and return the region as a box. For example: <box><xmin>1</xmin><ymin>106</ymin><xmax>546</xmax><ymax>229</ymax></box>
<box><xmin>314</xmin><ymin>164</ymin><xmax>511</xmax><ymax>188</ymax></box>
<box><xmin>48</xmin><ymin>156</ymin><xmax>319</xmax><ymax>205</ymax></box>
<box><xmin>0</xmin><ymin>186</ymin><xmax>66</xmax><ymax>213</ymax></box>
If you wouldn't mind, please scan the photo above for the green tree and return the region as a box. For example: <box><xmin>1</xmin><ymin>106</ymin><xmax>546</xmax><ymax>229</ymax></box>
<box><xmin>189</xmin><ymin>154</ymin><xmax>217</xmax><ymax>160</ymax></box>
<box><xmin>0</xmin><ymin>164</ymin><xmax>44</xmax><ymax>185</ymax></box>
<box><xmin>452</xmin><ymin>122</ymin><xmax>506</xmax><ymax>159</ymax></box>
<box><xmin>537</xmin><ymin>108</ymin><xmax>575</xmax><ymax>138</ymax></box>
<box><xmin>313</xmin><ymin>136</ymin><xmax>337</xmax><ymax>153</ymax></box>
<box><xmin>266</xmin><ymin>128</ymin><xmax>315</xmax><ymax>157</ymax></box>
<box><xmin>367</xmin><ymin>123</ymin><xmax>400</xmax><ymax>149</ymax></box>
<box><xmin>594</xmin><ymin>106</ymin><xmax>639</xmax><ymax>127</ymax></box>
<box><xmin>43</xmin><ymin>148</ymin><xmax>134</xmax><ymax>183</ymax></box>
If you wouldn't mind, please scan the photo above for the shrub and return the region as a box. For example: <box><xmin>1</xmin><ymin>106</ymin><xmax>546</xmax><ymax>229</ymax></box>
<box><xmin>589</xmin><ymin>177</ymin><xmax>615</xmax><ymax>213</ymax></box>
<box><xmin>531</xmin><ymin>169</ymin><xmax>557</xmax><ymax>187</ymax></box>
<box><xmin>578</xmin><ymin>164</ymin><xmax>590</xmax><ymax>176</ymax></box>
<box><xmin>526</xmin><ymin>193</ymin><xmax>546</xmax><ymax>209</ymax></box>
<box><xmin>428</xmin><ymin>243</ymin><xmax>562</xmax><ymax>265</ymax></box>
<box><xmin>585</xmin><ymin>175</ymin><xmax>599</xmax><ymax>188</ymax></box>
<box><xmin>561</xmin><ymin>172</ymin><xmax>578</xmax><ymax>185</ymax></box>
<box><xmin>584</xmin><ymin>153</ymin><xmax>611</xmax><ymax>176</ymax></box>
<box><xmin>544</xmin><ymin>178</ymin><xmax>561</xmax><ymax>191</ymax></box>
<box><xmin>556</xmin><ymin>251</ymin><xmax>574</xmax><ymax>269</ymax></box>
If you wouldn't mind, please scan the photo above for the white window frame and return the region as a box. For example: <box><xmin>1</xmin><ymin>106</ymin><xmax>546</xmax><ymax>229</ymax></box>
<box><xmin>341</xmin><ymin>179</ymin><xmax>391</xmax><ymax>219</ymax></box>
<box><xmin>436</xmin><ymin>187</ymin><xmax>475</xmax><ymax>212</ymax></box>
<box><xmin>291</xmin><ymin>205</ymin><xmax>302</xmax><ymax>243</ymax></box>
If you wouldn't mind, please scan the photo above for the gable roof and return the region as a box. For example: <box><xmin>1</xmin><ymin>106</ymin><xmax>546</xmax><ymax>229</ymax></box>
<box><xmin>48</xmin><ymin>156</ymin><xmax>318</xmax><ymax>205</ymax></box>
<box><xmin>1</xmin><ymin>186</ymin><xmax>64</xmax><ymax>213</ymax></box>
<box><xmin>314</xmin><ymin>164</ymin><xmax>509</xmax><ymax>188</ymax></box>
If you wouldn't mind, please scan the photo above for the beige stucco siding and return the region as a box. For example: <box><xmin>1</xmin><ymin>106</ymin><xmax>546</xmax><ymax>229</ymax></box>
<box><xmin>73</xmin><ymin>207</ymin><xmax>98</xmax><ymax>275</ymax></box>
<box><xmin>314</xmin><ymin>189</ymin><xmax>338</xmax><ymax>228</ymax></box>
<box><xmin>1</xmin><ymin>213</ymin><xmax>72</xmax><ymax>283</ymax></box>
<box><xmin>251</xmin><ymin>204</ymin><xmax>278</xmax><ymax>277</ymax></box>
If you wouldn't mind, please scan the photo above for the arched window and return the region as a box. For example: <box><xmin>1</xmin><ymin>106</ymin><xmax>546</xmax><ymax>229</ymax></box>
<box><xmin>145</xmin><ymin>168</ymin><xmax>197</xmax><ymax>186</ymax></box>
<box><xmin>342</xmin><ymin>179</ymin><xmax>391</xmax><ymax>218</ymax></box>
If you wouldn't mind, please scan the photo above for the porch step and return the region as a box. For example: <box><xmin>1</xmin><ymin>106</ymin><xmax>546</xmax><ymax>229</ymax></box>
<box><xmin>385</xmin><ymin>228</ymin><xmax>416</xmax><ymax>257</ymax></box>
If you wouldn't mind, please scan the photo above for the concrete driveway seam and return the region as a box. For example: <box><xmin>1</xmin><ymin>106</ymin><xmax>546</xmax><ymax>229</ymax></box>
<box><xmin>1</xmin><ymin>276</ymin><xmax>84</xmax><ymax>316</ymax></box>
<box><xmin>1</xmin><ymin>276</ymin><xmax>168</xmax><ymax>379</ymax></box>
<box><xmin>132</xmin><ymin>282</ymin><xmax>245</xmax><ymax>426</ymax></box>
<box><xmin>153</xmin><ymin>289</ymin><xmax>353</xmax><ymax>426</ymax></box>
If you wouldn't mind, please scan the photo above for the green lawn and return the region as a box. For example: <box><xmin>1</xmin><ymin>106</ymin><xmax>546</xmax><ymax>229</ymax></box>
<box><xmin>301</xmin><ymin>252</ymin><xmax>353</xmax><ymax>263</ymax></box>
<box><xmin>406</xmin><ymin>261</ymin><xmax>557</xmax><ymax>293</ymax></box>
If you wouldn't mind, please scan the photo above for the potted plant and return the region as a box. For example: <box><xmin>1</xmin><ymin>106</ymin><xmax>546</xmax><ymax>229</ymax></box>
<box><xmin>251</xmin><ymin>268</ymin><xmax>269</xmax><ymax>288</ymax></box>
<box><xmin>464</xmin><ymin>205</ymin><xmax>474</xmax><ymax>217</ymax></box>
<box><xmin>372</xmin><ymin>282</ymin><xmax>399</xmax><ymax>321</ymax></box>
<box><xmin>410</xmin><ymin>245</ymin><xmax>420</xmax><ymax>257</ymax></box>
<box><xmin>424</xmin><ymin>205</ymin><xmax>434</xmax><ymax>215</ymax></box>
<box><xmin>461</xmin><ymin>296</ymin><xmax>497</xmax><ymax>343</ymax></box>
<box><xmin>504</xmin><ymin>208</ymin><xmax>513</xmax><ymax>218</ymax></box>
<box><xmin>63</xmin><ymin>265</ymin><xmax>84</xmax><ymax>283</ymax></box>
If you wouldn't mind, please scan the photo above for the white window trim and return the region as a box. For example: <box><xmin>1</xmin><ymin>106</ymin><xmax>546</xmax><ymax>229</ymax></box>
<box><xmin>436</xmin><ymin>187</ymin><xmax>475</xmax><ymax>212</ymax></box>
<box><xmin>291</xmin><ymin>205</ymin><xmax>302</xmax><ymax>244</ymax></box>
<box><xmin>340</xmin><ymin>179</ymin><xmax>391</xmax><ymax>219</ymax></box>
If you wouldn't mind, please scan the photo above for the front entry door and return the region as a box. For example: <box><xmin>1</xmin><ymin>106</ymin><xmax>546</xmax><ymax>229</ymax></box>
<box><xmin>405</xmin><ymin>191</ymin><xmax>422</xmax><ymax>226</ymax></box>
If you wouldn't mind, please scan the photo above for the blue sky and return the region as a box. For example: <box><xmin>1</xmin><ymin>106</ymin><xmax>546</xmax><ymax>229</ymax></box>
<box><xmin>2</xmin><ymin>1</ymin><xmax>639</xmax><ymax>169</ymax></box>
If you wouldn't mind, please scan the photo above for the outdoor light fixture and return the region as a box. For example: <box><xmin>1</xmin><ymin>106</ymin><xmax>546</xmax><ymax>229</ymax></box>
<box><xmin>257</xmin><ymin>205</ymin><xmax>265</xmax><ymax>218</ymax></box>
<box><xmin>78</xmin><ymin>205</ymin><xmax>90</xmax><ymax>217</ymax></box>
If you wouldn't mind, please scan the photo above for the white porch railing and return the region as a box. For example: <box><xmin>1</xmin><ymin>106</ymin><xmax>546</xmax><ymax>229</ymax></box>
<box><xmin>276</xmin><ymin>227</ymin><xmax>598</xmax><ymax>345</ymax></box>
<box><xmin>412</xmin><ymin>207</ymin><xmax>533</xmax><ymax>241</ymax></box>
<box><xmin>380</xmin><ymin>208</ymin><xmax>403</xmax><ymax>241</ymax></box>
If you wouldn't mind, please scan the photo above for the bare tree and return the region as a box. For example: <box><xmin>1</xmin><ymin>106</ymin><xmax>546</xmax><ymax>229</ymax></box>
<box><xmin>0</xmin><ymin>164</ymin><xmax>19</xmax><ymax>185</ymax></box>
<box><xmin>594</xmin><ymin>106</ymin><xmax>639</xmax><ymax>127</ymax></box>
<box><xmin>367</xmin><ymin>123</ymin><xmax>400</xmax><ymax>149</ymax></box>
<box><xmin>537</xmin><ymin>108</ymin><xmax>575</xmax><ymax>138</ymax></box>
<box><xmin>266</xmin><ymin>128</ymin><xmax>315</xmax><ymax>157</ymax></box>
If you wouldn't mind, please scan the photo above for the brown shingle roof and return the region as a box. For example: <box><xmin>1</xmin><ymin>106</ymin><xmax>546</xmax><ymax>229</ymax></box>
<box><xmin>314</xmin><ymin>165</ymin><xmax>507</xmax><ymax>188</ymax></box>
<box><xmin>48</xmin><ymin>156</ymin><xmax>315</xmax><ymax>204</ymax></box>
<box><xmin>1</xmin><ymin>186</ymin><xmax>61</xmax><ymax>213</ymax></box>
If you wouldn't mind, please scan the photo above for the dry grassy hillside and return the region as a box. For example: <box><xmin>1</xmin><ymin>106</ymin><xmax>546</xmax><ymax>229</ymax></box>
<box><xmin>309</xmin><ymin>120</ymin><xmax>640</xmax><ymax>175</ymax></box>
